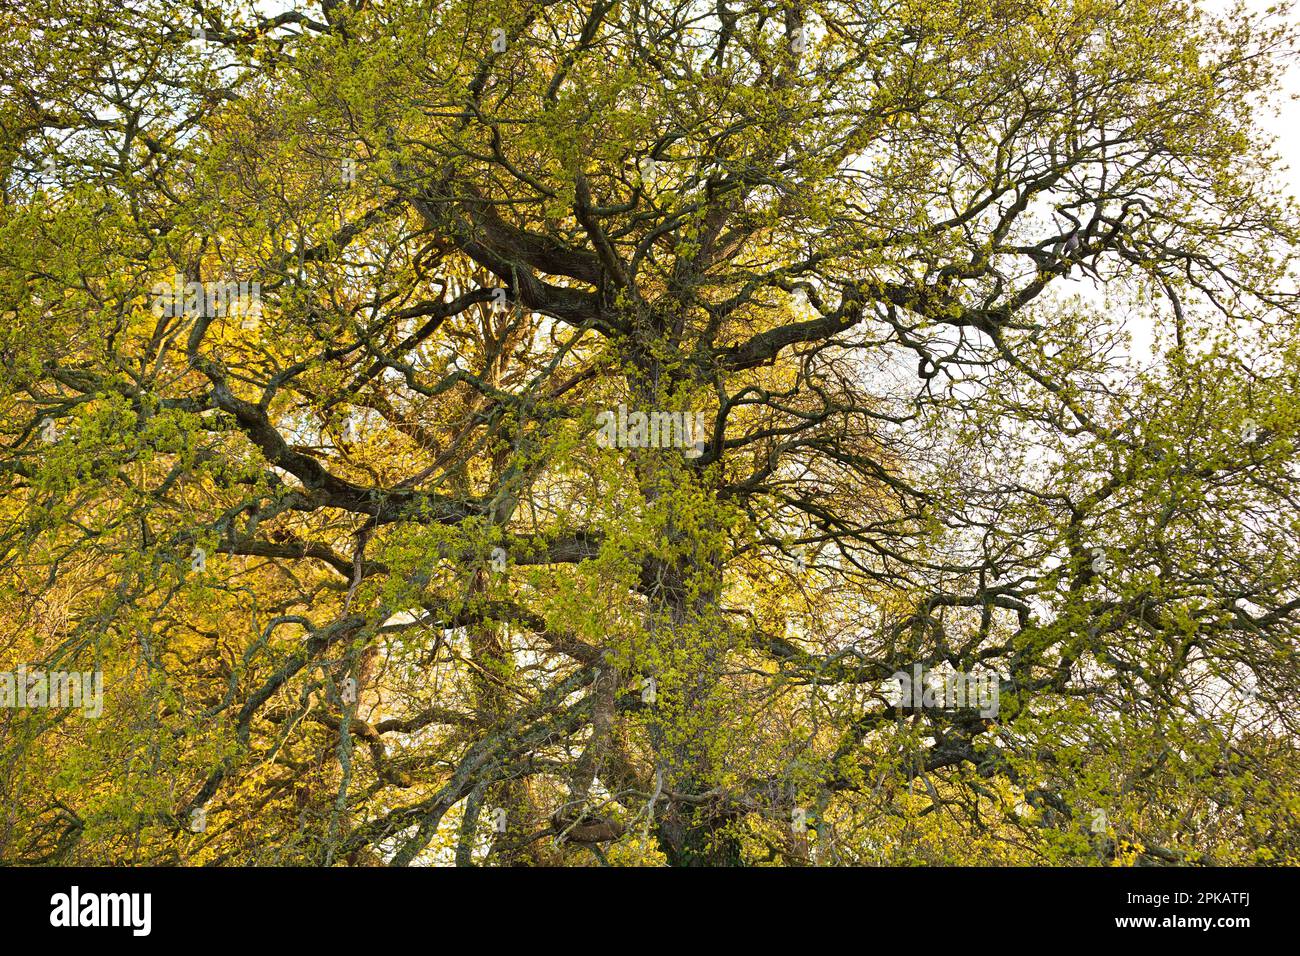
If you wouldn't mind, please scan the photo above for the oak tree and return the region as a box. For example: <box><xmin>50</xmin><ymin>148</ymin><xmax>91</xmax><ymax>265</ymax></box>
<box><xmin>2</xmin><ymin>0</ymin><xmax>1298</xmax><ymax>865</ymax></box>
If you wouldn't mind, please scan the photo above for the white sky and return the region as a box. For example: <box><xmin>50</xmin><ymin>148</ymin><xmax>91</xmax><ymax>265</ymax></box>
<box><xmin>1213</xmin><ymin>0</ymin><xmax>1300</xmax><ymax>196</ymax></box>
<box><xmin>1115</xmin><ymin>1</ymin><xmax>1300</xmax><ymax>361</ymax></box>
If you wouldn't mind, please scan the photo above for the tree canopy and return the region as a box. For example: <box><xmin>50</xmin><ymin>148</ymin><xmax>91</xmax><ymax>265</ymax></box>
<box><xmin>2</xmin><ymin>0</ymin><xmax>1298</xmax><ymax>866</ymax></box>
